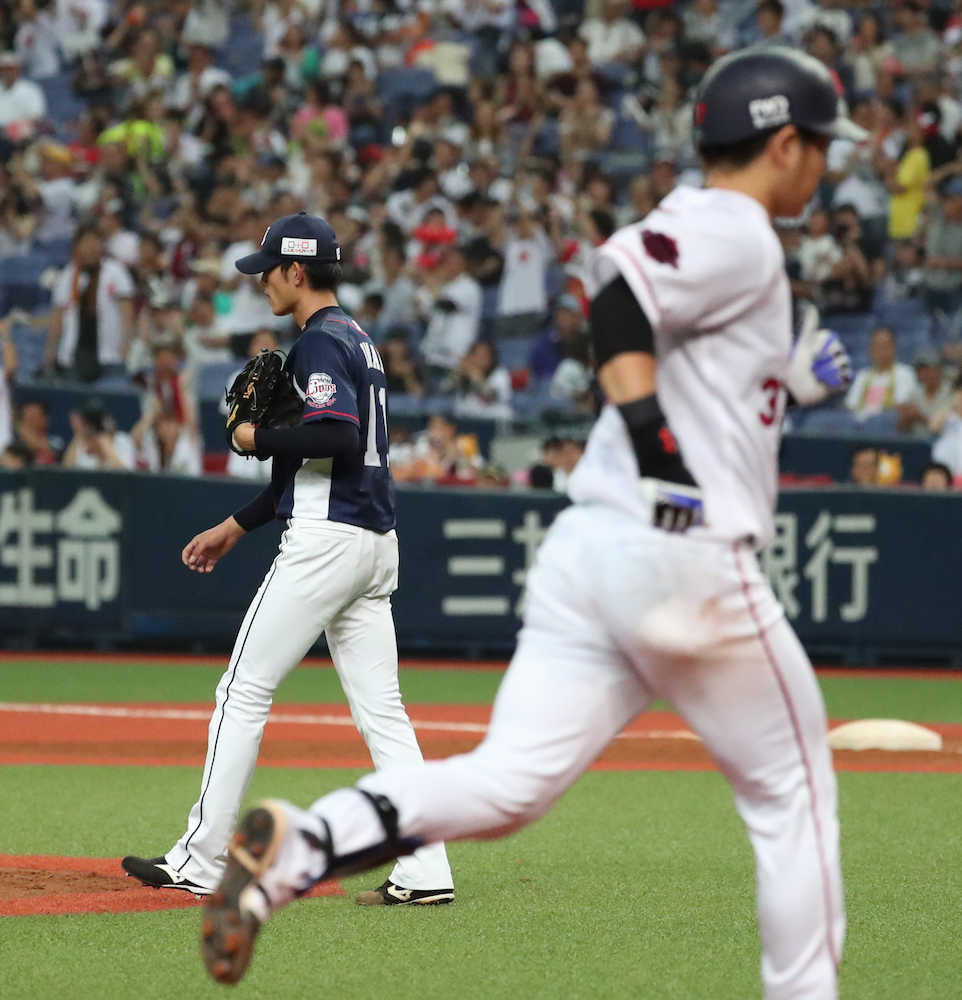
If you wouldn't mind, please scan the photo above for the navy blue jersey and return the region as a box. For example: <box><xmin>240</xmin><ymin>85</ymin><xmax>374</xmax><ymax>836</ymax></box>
<box><xmin>270</xmin><ymin>306</ymin><xmax>396</xmax><ymax>533</ymax></box>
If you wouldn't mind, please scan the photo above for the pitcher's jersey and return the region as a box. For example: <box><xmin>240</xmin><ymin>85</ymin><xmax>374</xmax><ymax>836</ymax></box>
<box><xmin>568</xmin><ymin>186</ymin><xmax>791</xmax><ymax>548</ymax></box>
<box><xmin>272</xmin><ymin>306</ymin><xmax>396</xmax><ymax>533</ymax></box>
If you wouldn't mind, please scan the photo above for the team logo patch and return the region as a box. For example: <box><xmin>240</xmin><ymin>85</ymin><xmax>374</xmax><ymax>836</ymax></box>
<box><xmin>281</xmin><ymin>237</ymin><xmax>318</xmax><ymax>256</ymax></box>
<box><xmin>749</xmin><ymin>94</ymin><xmax>790</xmax><ymax>130</ymax></box>
<box><xmin>641</xmin><ymin>230</ymin><xmax>679</xmax><ymax>269</ymax></box>
<box><xmin>305</xmin><ymin>372</ymin><xmax>336</xmax><ymax>407</ymax></box>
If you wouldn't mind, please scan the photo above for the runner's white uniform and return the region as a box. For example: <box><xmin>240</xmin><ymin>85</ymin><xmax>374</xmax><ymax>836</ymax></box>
<box><xmin>290</xmin><ymin>187</ymin><xmax>844</xmax><ymax>999</ymax></box>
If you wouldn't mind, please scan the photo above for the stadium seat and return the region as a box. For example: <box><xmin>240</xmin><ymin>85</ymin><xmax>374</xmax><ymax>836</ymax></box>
<box><xmin>39</xmin><ymin>72</ymin><xmax>88</xmax><ymax>127</ymax></box>
<box><xmin>197</xmin><ymin>360</ymin><xmax>240</xmax><ymax>401</ymax></box>
<box><xmin>10</xmin><ymin>323</ymin><xmax>46</xmax><ymax>377</ymax></box>
<box><xmin>496</xmin><ymin>335</ymin><xmax>536</xmax><ymax>371</ymax></box>
<box><xmin>1</xmin><ymin>254</ymin><xmax>54</xmax><ymax>311</ymax></box>
<box><xmin>33</xmin><ymin>237</ymin><xmax>74</xmax><ymax>268</ymax></box>
<box><xmin>792</xmin><ymin>406</ymin><xmax>859</xmax><ymax>434</ymax></box>
<box><xmin>609</xmin><ymin>115</ymin><xmax>650</xmax><ymax>153</ymax></box>
<box><xmin>376</xmin><ymin>68</ymin><xmax>437</xmax><ymax>110</ymax></box>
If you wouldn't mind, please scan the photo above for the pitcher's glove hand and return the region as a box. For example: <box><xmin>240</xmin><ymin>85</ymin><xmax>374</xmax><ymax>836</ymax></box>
<box><xmin>225</xmin><ymin>349</ymin><xmax>302</xmax><ymax>455</ymax></box>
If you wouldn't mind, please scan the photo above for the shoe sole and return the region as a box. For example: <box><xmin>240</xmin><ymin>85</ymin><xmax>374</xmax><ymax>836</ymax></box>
<box><xmin>355</xmin><ymin>890</ymin><xmax>455</xmax><ymax>906</ymax></box>
<box><xmin>200</xmin><ymin>802</ymin><xmax>288</xmax><ymax>985</ymax></box>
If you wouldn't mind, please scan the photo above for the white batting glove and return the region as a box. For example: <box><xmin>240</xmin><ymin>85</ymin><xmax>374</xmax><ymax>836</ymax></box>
<box><xmin>786</xmin><ymin>304</ymin><xmax>853</xmax><ymax>406</ymax></box>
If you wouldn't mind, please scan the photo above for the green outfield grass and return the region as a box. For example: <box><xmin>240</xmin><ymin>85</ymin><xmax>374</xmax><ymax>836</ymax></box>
<box><xmin>0</xmin><ymin>657</ymin><xmax>961</xmax><ymax>721</ymax></box>
<box><xmin>1</xmin><ymin>660</ymin><xmax>961</xmax><ymax>999</ymax></box>
<box><xmin>1</xmin><ymin>764</ymin><xmax>960</xmax><ymax>1000</ymax></box>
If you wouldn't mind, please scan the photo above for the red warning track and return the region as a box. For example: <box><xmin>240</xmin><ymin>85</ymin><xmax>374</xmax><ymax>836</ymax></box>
<box><xmin>1</xmin><ymin>701</ymin><xmax>961</xmax><ymax>773</ymax></box>
<box><xmin>0</xmin><ymin>853</ymin><xmax>341</xmax><ymax>918</ymax></box>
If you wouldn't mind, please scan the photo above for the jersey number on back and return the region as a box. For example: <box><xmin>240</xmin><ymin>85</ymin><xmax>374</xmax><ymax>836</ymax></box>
<box><xmin>364</xmin><ymin>385</ymin><xmax>389</xmax><ymax>468</ymax></box>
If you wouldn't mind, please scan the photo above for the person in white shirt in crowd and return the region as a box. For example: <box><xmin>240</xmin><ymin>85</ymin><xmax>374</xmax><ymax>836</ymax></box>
<box><xmin>417</xmin><ymin>242</ymin><xmax>483</xmax><ymax>378</ymax></box>
<box><xmin>62</xmin><ymin>399</ymin><xmax>137</xmax><ymax>471</ymax></box>
<box><xmin>43</xmin><ymin>223</ymin><xmax>135</xmax><ymax>382</ymax></box>
<box><xmin>931</xmin><ymin>374</ymin><xmax>962</xmax><ymax>476</ymax></box>
<box><xmin>496</xmin><ymin>203</ymin><xmax>553</xmax><ymax>336</ymax></box>
<box><xmin>798</xmin><ymin>207</ymin><xmax>842</xmax><ymax>294</ymax></box>
<box><xmin>824</xmin><ymin>99</ymin><xmax>889</xmax><ymax>242</ymax></box>
<box><xmin>0</xmin><ymin>51</ymin><xmax>46</xmax><ymax>140</ymax></box>
<box><xmin>54</xmin><ymin>0</ymin><xmax>108</xmax><ymax>61</ymax></box>
<box><xmin>218</xmin><ymin>328</ymin><xmax>279</xmax><ymax>483</ymax></box>
<box><xmin>181</xmin><ymin>0</ymin><xmax>230</xmax><ymax>51</ymax></box>
<box><xmin>754</xmin><ymin>0</ymin><xmax>791</xmax><ymax>47</ymax></box>
<box><xmin>579</xmin><ymin>0</ymin><xmax>645</xmax><ymax>67</ymax></box>
<box><xmin>9</xmin><ymin>141</ymin><xmax>76</xmax><ymax>243</ymax></box>
<box><xmin>898</xmin><ymin>346</ymin><xmax>953</xmax><ymax>434</ymax></box>
<box><xmin>375</xmin><ymin>242</ymin><xmax>419</xmax><ymax>331</ymax></box>
<box><xmin>168</xmin><ymin>42</ymin><xmax>232</xmax><ymax>125</ymax></box>
<box><xmin>450</xmin><ymin>339</ymin><xmax>513</xmax><ymax>421</ymax></box>
<box><xmin>136</xmin><ymin>407</ymin><xmax>204</xmax><ymax>477</ymax></box>
<box><xmin>845</xmin><ymin>326</ymin><xmax>918</xmax><ymax>422</ymax></box>
<box><xmin>682</xmin><ymin>0</ymin><xmax>735</xmax><ymax>55</ymax></box>
<box><xmin>434</xmin><ymin>127</ymin><xmax>474</xmax><ymax>202</ymax></box>
<box><xmin>219</xmin><ymin>207</ymin><xmax>289</xmax><ymax>335</ymax></box>
<box><xmin>14</xmin><ymin>0</ymin><xmax>60</xmax><ymax>80</ymax></box>
<box><xmin>98</xmin><ymin>200</ymin><xmax>139</xmax><ymax>268</ymax></box>
<box><xmin>182</xmin><ymin>291</ymin><xmax>233</xmax><ymax>367</ymax></box>
<box><xmin>806</xmin><ymin>0</ymin><xmax>852</xmax><ymax>49</ymax></box>
<box><xmin>386</xmin><ymin>166</ymin><xmax>458</xmax><ymax>236</ymax></box>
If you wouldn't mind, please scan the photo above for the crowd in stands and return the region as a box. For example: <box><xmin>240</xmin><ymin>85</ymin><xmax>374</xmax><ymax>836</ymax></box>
<box><xmin>2</xmin><ymin>0</ymin><xmax>962</xmax><ymax>489</ymax></box>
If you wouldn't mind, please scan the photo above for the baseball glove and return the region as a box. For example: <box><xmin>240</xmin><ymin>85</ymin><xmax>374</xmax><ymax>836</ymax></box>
<box><xmin>225</xmin><ymin>349</ymin><xmax>302</xmax><ymax>455</ymax></box>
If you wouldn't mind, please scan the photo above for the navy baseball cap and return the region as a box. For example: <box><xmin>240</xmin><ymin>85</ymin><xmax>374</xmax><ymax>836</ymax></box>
<box><xmin>235</xmin><ymin>211</ymin><xmax>341</xmax><ymax>274</ymax></box>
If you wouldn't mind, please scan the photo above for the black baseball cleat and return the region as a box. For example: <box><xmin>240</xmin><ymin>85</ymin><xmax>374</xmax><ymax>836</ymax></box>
<box><xmin>355</xmin><ymin>879</ymin><xmax>455</xmax><ymax>906</ymax></box>
<box><xmin>201</xmin><ymin>804</ymin><xmax>287</xmax><ymax>985</ymax></box>
<box><xmin>121</xmin><ymin>855</ymin><xmax>214</xmax><ymax>896</ymax></box>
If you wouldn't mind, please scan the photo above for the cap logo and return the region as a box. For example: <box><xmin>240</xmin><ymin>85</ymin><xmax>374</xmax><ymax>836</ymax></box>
<box><xmin>281</xmin><ymin>237</ymin><xmax>318</xmax><ymax>256</ymax></box>
<box><xmin>335</xmin><ymin>246</ymin><xmax>341</xmax><ymax>261</ymax></box>
<box><xmin>261</xmin><ymin>226</ymin><xmax>270</xmax><ymax>246</ymax></box>
<box><xmin>749</xmin><ymin>94</ymin><xmax>790</xmax><ymax>130</ymax></box>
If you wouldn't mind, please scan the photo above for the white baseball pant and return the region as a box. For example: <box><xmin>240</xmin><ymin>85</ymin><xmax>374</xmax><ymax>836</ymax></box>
<box><xmin>165</xmin><ymin>519</ymin><xmax>453</xmax><ymax>892</ymax></box>
<box><xmin>302</xmin><ymin>506</ymin><xmax>843</xmax><ymax>999</ymax></box>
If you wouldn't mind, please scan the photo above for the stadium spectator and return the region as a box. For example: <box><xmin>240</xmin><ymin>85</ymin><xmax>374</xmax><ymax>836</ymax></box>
<box><xmin>891</xmin><ymin>1</ymin><xmax>942</xmax><ymax>80</ymax></box>
<box><xmin>10</xmin><ymin>141</ymin><xmax>77</xmax><ymax>245</ymax></box>
<box><xmin>12</xmin><ymin>398</ymin><xmax>63</xmax><ymax>465</ymax></box>
<box><xmin>921</xmin><ymin>460</ymin><xmax>953</xmax><ymax>489</ymax></box>
<box><xmin>55</xmin><ymin>0</ymin><xmax>109</xmax><ymax>62</ymax></box>
<box><xmin>14</xmin><ymin>0</ymin><xmax>60</xmax><ymax>81</ymax></box>
<box><xmin>381</xmin><ymin>327</ymin><xmax>426</xmax><ymax>400</ymax></box>
<box><xmin>62</xmin><ymin>398</ymin><xmax>136</xmax><ymax>471</ymax></box>
<box><xmin>932</xmin><ymin>377</ymin><xmax>962</xmax><ymax>475</ymax></box>
<box><xmin>557</xmin><ymin>78</ymin><xmax>614</xmax><ymax>161</ymax></box>
<box><xmin>495</xmin><ymin>202</ymin><xmax>553</xmax><ymax>336</ymax></box>
<box><xmin>755</xmin><ymin>0</ymin><xmax>789</xmax><ymax>48</ymax></box>
<box><xmin>0</xmin><ymin>51</ymin><xmax>46</xmax><ymax>141</ymax></box>
<box><xmin>528</xmin><ymin>293</ymin><xmax>587</xmax><ymax>381</ymax></box>
<box><xmin>880</xmin><ymin>239</ymin><xmax>925</xmax><ymax>302</ymax></box>
<box><xmin>850</xmin><ymin>446</ymin><xmax>880</xmax><ymax>486</ymax></box>
<box><xmin>43</xmin><ymin>223</ymin><xmax>134</xmax><ymax>382</ymax></box>
<box><xmin>542</xmin><ymin>434</ymin><xmax>585</xmax><ymax>493</ymax></box>
<box><xmin>682</xmin><ymin>0</ymin><xmax>735</xmax><ymax>55</ymax></box>
<box><xmin>845</xmin><ymin>327</ymin><xmax>918</xmax><ymax>422</ymax></box>
<box><xmin>898</xmin><ymin>347</ymin><xmax>953</xmax><ymax>434</ymax></box>
<box><xmin>417</xmin><ymin>242</ymin><xmax>483</xmax><ymax>378</ymax></box>
<box><xmin>391</xmin><ymin>413</ymin><xmax>482</xmax><ymax>484</ymax></box>
<box><xmin>579</xmin><ymin>0</ymin><xmax>645</xmax><ymax>67</ymax></box>
<box><xmin>374</xmin><ymin>242</ymin><xmax>418</xmax><ymax>332</ymax></box>
<box><xmin>798</xmin><ymin>208</ymin><xmax>842</xmax><ymax>299</ymax></box>
<box><xmin>449</xmin><ymin>339</ymin><xmax>513</xmax><ymax>421</ymax></box>
<box><xmin>883</xmin><ymin>110</ymin><xmax>931</xmax><ymax>239</ymax></box>
<box><xmin>849</xmin><ymin>10</ymin><xmax>894</xmax><ymax>94</ymax></box>
<box><xmin>169</xmin><ymin>41</ymin><xmax>232</xmax><ymax>118</ymax></box>
<box><xmin>921</xmin><ymin>173</ymin><xmax>962</xmax><ymax>313</ymax></box>
<box><xmin>135</xmin><ymin>407</ymin><xmax>203</xmax><ymax>477</ymax></box>
<box><xmin>821</xmin><ymin>205</ymin><xmax>874</xmax><ymax>312</ymax></box>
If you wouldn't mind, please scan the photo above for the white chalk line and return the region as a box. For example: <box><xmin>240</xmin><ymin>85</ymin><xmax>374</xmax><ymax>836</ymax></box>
<box><xmin>0</xmin><ymin>702</ymin><xmax>700</xmax><ymax>742</ymax></box>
